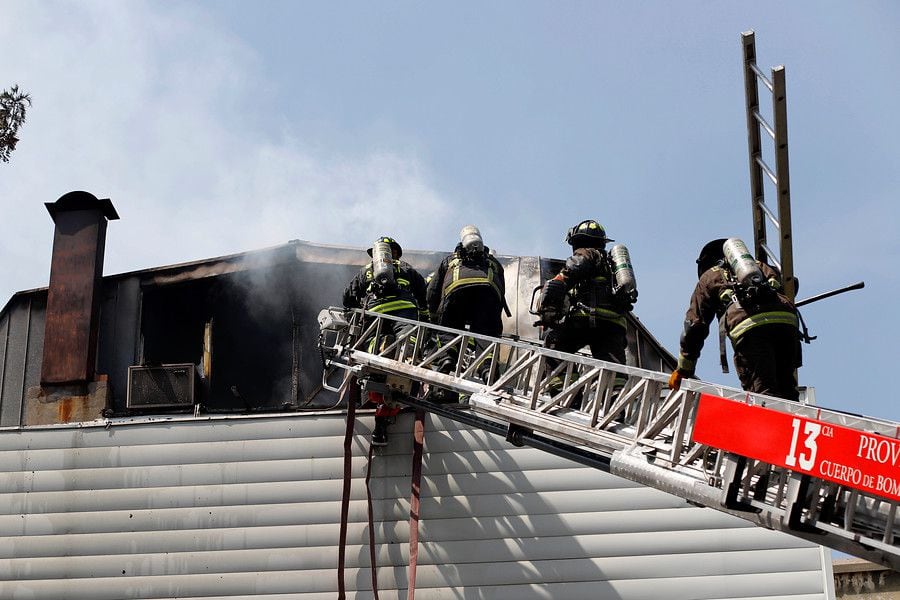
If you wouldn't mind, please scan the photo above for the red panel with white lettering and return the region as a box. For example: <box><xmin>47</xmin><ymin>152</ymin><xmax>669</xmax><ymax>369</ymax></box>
<box><xmin>692</xmin><ymin>393</ymin><xmax>900</xmax><ymax>502</ymax></box>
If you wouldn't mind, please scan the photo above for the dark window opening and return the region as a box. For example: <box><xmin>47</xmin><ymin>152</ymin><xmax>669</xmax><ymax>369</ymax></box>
<box><xmin>208</xmin><ymin>268</ymin><xmax>294</xmax><ymax>412</ymax></box>
<box><xmin>141</xmin><ymin>281</ymin><xmax>211</xmax><ymax>367</ymax></box>
<box><xmin>135</xmin><ymin>267</ymin><xmax>303</xmax><ymax>414</ymax></box>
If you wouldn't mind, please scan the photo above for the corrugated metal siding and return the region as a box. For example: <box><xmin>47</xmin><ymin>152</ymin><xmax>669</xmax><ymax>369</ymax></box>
<box><xmin>0</xmin><ymin>411</ymin><xmax>828</xmax><ymax>599</ymax></box>
<box><xmin>0</xmin><ymin>295</ymin><xmax>45</xmax><ymax>427</ymax></box>
<box><xmin>0</xmin><ymin>314</ymin><xmax>9</xmax><ymax>425</ymax></box>
<box><xmin>24</xmin><ymin>295</ymin><xmax>45</xmax><ymax>403</ymax></box>
<box><xmin>0</xmin><ymin>302</ymin><xmax>26</xmax><ymax>426</ymax></box>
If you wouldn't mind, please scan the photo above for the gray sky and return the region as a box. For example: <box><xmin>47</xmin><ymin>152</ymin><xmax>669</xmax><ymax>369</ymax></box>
<box><xmin>1</xmin><ymin>1</ymin><xmax>898</xmax><ymax>419</ymax></box>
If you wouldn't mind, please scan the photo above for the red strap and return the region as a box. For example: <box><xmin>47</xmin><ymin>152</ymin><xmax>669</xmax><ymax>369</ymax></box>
<box><xmin>366</xmin><ymin>443</ymin><xmax>380</xmax><ymax>599</ymax></box>
<box><xmin>406</xmin><ymin>409</ymin><xmax>426</xmax><ymax>600</ymax></box>
<box><xmin>337</xmin><ymin>376</ymin><xmax>359</xmax><ymax>600</ymax></box>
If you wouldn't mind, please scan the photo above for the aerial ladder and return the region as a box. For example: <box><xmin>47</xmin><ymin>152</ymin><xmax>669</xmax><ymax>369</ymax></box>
<box><xmin>318</xmin><ymin>308</ymin><xmax>900</xmax><ymax>572</ymax></box>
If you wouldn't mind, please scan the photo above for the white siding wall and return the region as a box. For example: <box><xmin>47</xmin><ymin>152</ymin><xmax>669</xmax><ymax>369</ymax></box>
<box><xmin>0</xmin><ymin>411</ymin><xmax>830</xmax><ymax>599</ymax></box>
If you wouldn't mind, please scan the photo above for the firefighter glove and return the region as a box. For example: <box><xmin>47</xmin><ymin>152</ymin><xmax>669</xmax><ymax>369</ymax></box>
<box><xmin>534</xmin><ymin>279</ymin><xmax>566</xmax><ymax>326</ymax></box>
<box><xmin>667</xmin><ymin>369</ymin><xmax>685</xmax><ymax>391</ymax></box>
<box><xmin>614</xmin><ymin>288</ymin><xmax>638</xmax><ymax>312</ymax></box>
<box><xmin>668</xmin><ymin>355</ymin><xmax>696</xmax><ymax>390</ymax></box>
<box><xmin>538</xmin><ymin>278</ymin><xmax>566</xmax><ymax>312</ymax></box>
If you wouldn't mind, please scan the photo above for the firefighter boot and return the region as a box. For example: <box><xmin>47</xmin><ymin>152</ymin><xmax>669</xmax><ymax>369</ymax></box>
<box><xmin>476</xmin><ymin>358</ymin><xmax>494</xmax><ymax>385</ymax></box>
<box><xmin>371</xmin><ymin>416</ymin><xmax>389</xmax><ymax>447</ymax></box>
<box><xmin>546</xmin><ymin>375</ymin><xmax>564</xmax><ymax>397</ymax></box>
<box><xmin>434</xmin><ymin>353</ymin><xmax>456</xmax><ymax>375</ymax></box>
<box><xmin>546</xmin><ymin>374</ymin><xmax>584</xmax><ymax>410</ymax></box>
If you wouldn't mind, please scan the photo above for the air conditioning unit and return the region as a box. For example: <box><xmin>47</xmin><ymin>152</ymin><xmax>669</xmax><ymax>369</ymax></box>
<box><xmin>127</xmin><ymin>364</ymin><xmax>196</xmax><ymax>410</ymax></box>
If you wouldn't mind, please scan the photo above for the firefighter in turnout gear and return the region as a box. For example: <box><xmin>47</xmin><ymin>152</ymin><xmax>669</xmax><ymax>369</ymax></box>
<box><xmin>535</xmin><ymin>220</ymin><xmax>638</xmax><ymax>405</ymax></box>
<box><xmin>668</xmin><ymin>238</ymin><xmax>802</xmax><ymax>401</ymax></box>
<box><xmin>342</xmin><ymin>236</ymin><xmax>429</xmax><ymax>446</ymax></box>
<box><xmin>426</xmin><ymin>225</ymin><xmax>509</xmax><ymax>384</ymax></box>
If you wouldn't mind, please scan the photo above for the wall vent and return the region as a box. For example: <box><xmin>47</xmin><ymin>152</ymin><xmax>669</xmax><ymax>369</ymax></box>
<box><xmin>127</xmin><ymin>364</ymin><xmax>196</xmax><ymax>410</ymax></box>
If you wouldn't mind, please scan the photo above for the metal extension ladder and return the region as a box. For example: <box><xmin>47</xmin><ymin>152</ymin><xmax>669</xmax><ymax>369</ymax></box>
<box><xmin>319</xmin><ymin>307</ymin><xmax>900</xmax><ymax>571</ymax></box>
<box><xmin>743</xmin><ymin>30</ymin><xmax>797</xmax><ymax>301</ymax></box>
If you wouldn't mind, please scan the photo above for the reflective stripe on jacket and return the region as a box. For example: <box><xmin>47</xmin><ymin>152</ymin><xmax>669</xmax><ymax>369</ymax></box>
<box><xmin>562</xmin><ymin>248</ymin><xmax>627</xmax><ymax>330</ymax></box>
<box><xmin>729</xmin><ymin>310</ymin><xmax>799</xmax><ymax>340</ymax></box>
<box><xmin>426</xmin><ymin>245</ymin><xmax>506</xmax><ymax>319</ymax></box>
<box><xmin>442</xmin><ymin>254</ymin><xmax>504</xmax><ymax>300</ymax></box>
<box><xmin>343</xmin><ymin>259</ymin><xmax>428</xmax><ymax>317</ymax></box>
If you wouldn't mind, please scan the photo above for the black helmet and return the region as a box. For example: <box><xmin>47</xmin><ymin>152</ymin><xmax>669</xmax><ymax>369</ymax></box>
<box><xmin>367</xmin><ymin>236</ymin><xmax>403</xmax><ymax>258</ymax></box>
<box><xmin>565</xmin><ymin>220</ymin><xmax>613</xmax><ymax>249</ymax></box>
<box><xmin>696</xmin><ymin>238</ymin><xmax>728</xmax><ymax>278</ymax></box>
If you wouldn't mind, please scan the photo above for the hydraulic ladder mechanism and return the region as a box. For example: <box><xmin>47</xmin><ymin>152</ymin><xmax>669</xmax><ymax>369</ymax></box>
<box><xmin>319</xmin><ymin>308</ymin><xmax>900</xmax><ymax>571</ymax></box>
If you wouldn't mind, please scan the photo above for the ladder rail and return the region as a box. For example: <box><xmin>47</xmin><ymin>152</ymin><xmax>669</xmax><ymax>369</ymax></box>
<box><xmin>742</xmin><ymin>31</ymin><xmax>769</xmax><ymax>266</ymax></box>
<box><xmin>771</xmin><ymin>65</ymin><xmax>796</xmax><ymax>300</ymax></box>
<box><xmin>323</xmin><ymin>307</ymin><xmax>900</xmax><ymax>435</ymax></box>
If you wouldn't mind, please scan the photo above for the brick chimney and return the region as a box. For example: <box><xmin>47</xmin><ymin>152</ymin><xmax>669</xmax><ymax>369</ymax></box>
<box><xmin>40</xmin><ymin>191</ymin><xmax>119</xmax><ymax>386</ymax></box>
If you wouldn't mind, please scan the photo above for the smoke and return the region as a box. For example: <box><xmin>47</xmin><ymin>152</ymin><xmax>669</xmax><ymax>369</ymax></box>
<box><xmin>0</xmin><ymin>1</ymin><xmax>458</xmax><ymax>305</ymax></box>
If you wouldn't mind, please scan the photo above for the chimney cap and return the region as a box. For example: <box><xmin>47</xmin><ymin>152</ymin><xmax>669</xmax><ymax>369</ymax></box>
<box><xmin>45</xmin><ymin>191</ymin><xmax>120</xmax><ymax>221</ymax></box>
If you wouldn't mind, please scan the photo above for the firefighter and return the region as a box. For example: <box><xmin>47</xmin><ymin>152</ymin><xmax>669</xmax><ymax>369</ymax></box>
<box><xmin>535</xmin><ymin>220</ymin><xmax>638</xmax><ymax>405</ymax></box>
<box><xmin>426</xmin><ymin>225</ymin><xmax>509</xmax><ymax>383</ymax></box>
<box><xmin>668</xmin><ymin>238</ymin><xmax>802</xmax><ymax>401</ymax></box>
<box><xmin>342</xmin><ymin>236</ymin><xmax>428</xmax><ymax>445</ymax></box>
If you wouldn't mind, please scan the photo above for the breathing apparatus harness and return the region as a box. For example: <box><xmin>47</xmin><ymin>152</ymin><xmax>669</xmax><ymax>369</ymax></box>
<box><xmin>713</xmin><ymin>261</ymin><xmax>815</xmax><ymax>374</ymax></box>
<box><xmin>534</xmin><ymin>246</ymin><xmax>637</xmax><ymax>328</ymax></box>
<box><xmin>446</xmin><ymin>244</ymin><xmax>512</xmax><ymax>318</ymax></box>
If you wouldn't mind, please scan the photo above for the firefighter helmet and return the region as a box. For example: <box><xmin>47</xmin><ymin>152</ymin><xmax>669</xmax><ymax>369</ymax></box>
<box><xmin>696</xmin><ymin>238</ymin><xmax>728</xmax><ymax>278</ymax></box>
<box><xmin>367</xmin><ymin>236</ymin><xmax>402</xmax><ymax>258</ymax></box>
<box><xmin>565</xmin><ymin>220</ymin><xmax>613</xmax><ymax>248</ymax></box>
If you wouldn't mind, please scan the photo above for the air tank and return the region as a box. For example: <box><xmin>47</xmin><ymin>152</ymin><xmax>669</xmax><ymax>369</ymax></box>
<box><xmin>371</xmin><ymin>240</ymin><xmax>396</xmax><ymax>289</ymax></box>
<box><xmin>609</xmin><ymin>244</ymin><xmax>637</xmax><ymax>296</ymax></box>
<box><xmin>722</xmin><ymin>238</ymin><xmax>763</xmax><ymax>287</ymax></box>
<box><xmin>460</xmin><ymin>225</ymin><xmax>484</xmax><ymax>255</ymax></box>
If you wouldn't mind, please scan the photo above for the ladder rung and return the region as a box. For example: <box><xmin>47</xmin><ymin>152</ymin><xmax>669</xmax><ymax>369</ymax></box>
<box><xmin>759</xmin><ymin>242</ymin><xmax>781</xmax><ymax>270</ymax></box>
<box><xmin>756</xmin><ymin>199</ymin><xmax>780</xmax><ymax>229</ymax></box>
<box><xmin>752</xmin><ymin>110</ymin><xmax>776</xmax><ymax>140</ymax></box>
<box><xmin>754</xmin><ymin>155</ymin><xmax>778</xmax><ymax>186</ymax></box>
<box><xmin>749</xmin><ymin>62</ymin><xmax>774</xmax><ymax>92</ymax></box>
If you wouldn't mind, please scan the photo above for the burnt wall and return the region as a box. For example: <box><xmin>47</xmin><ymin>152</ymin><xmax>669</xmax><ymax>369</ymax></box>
<box><xmin>0</xmin><ymin>241</ymin><xmax>674</xmax><ymax>426</ymax></box>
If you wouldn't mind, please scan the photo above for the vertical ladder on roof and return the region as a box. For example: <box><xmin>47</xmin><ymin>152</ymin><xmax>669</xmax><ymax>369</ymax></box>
<box><xmin>742</xmin><ymin>30</ymin><xmax>796</xmax><ymax>301</ymax></box>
